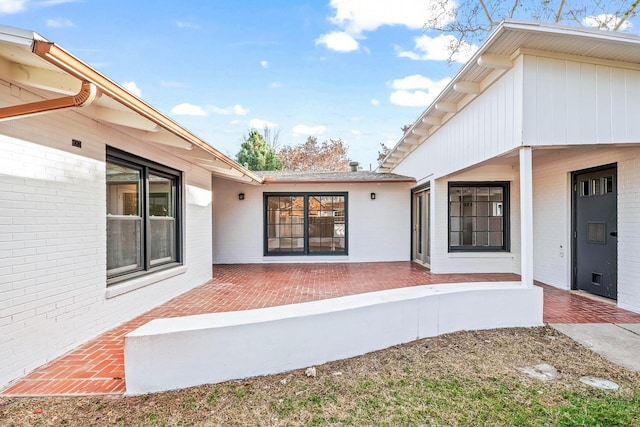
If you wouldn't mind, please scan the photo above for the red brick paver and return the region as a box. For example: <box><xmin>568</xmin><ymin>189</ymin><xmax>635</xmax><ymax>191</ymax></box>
<box><xmin>539</xmin><ymin>282</ymin><xmax>640</xmax><ymax>323</ymax></box>
<box><xmin>2</xmin><ymin>263</ymin><xmax>639</xmax><ymax>396</ymax></box>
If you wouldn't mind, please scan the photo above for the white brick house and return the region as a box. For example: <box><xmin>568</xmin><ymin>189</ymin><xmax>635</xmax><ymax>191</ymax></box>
<box><xmin>0</xmin><ymin>26</ymin><xmax>265</xmax><ymax>387</ymax></box>
<box><xmin>4</xmin><ymin>19</ymin><xmax>640</xmax><ymax>391</ymax></box>
<box><xmin>0</xmin><ymin>26</ymin><xmax>416</xmax><ymax>389</ymax></box>
<box><xmin>380</xmin><ymin>21</ymin><xmax>640</xmax><ymax>314</ymax></box>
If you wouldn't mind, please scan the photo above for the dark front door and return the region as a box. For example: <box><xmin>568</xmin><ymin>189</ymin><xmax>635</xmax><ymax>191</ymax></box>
<box><xmin>574</xmin><ymin>166</ymin><xmax>617</xmax><ymax>299</ymax></box>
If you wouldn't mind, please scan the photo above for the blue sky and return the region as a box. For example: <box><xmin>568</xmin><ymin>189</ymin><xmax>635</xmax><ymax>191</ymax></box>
<box><xmin>1</xmin><ymin>0</ymin><xmax>638</xmax><ymax>168</ymax></box>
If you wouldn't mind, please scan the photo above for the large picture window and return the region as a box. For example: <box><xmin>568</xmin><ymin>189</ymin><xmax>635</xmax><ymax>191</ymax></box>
<box><xmin>265</xmin><ymin>193</ymin><xmax>347</xmax><ymax>256</ymax></box>
<box><xmin>106</xmin><ymin>148</ymin><xmax>182</xmax><ymax>283</ymax></box>
<box><xmin>448</xmin><ymin>182</ymin><xmax>509</xmax><ymax>252</ymax></box>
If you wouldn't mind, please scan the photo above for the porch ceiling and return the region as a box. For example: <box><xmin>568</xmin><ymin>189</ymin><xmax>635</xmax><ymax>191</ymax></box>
<box><xmin>441</xmin><ymin>144</ymin><xmax>640</xmax><ymax>178</ymax></box>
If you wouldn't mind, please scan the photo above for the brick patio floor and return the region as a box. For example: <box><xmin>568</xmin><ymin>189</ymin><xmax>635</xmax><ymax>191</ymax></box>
<box><xmin>3</xmin><ymin>262</ymin><xmax>640</xmax><ymax>397</ymax></box>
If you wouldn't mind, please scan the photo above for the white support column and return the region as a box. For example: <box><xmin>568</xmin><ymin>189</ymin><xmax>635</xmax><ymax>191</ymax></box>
<box><xmin>520</xmin><ymin>146</ymin><xmax>534</xmax><ymax>287</ymax></box>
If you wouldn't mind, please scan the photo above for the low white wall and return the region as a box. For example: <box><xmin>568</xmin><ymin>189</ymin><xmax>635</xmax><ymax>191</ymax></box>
<box><xmin>125</xmin><ymin>282</ymin><xmax>543</xmax><ymax>395</ymax></box>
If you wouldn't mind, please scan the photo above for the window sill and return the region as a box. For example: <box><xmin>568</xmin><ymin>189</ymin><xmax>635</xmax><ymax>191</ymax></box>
<box><xmin>263</xmin><ymin>255</ymin><xmax>349</xmax><ymax>262</ymax></box>
<box><xmin>105</xmin><ymin>266</ymin><xmax>187</xmax><ymax>299</ymax></box>
<box><xmin>447</xmin><ymin>252</ymin><xmax>513</xmax><ymax>258</ymax></box>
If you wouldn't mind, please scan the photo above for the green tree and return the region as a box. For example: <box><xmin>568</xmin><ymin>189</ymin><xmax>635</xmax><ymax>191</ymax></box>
<box><xmin>236</xmin><ymin>129</ymin><xmax>282</xmax><ymax>171</ymax></box>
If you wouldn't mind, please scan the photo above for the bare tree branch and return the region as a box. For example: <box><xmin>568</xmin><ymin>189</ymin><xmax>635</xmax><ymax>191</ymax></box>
<box><xmin>424</xmin><ymin>0</ymin><xmax>636</xmax><ymax>61</ymax></box>
<box><xmin>478</xmin><ymin>0</ymin><xmax>497</xmax><ymax>26</ymax></box>
<box><xmin>555</xmin><ymin>0</ymin><xmax>567</xmax><ymax>22</ymax></box>
<box><xmin>614</xmin><ymin>0</ymin><xmax>640</xmax><ymax>30</ymax></box>
<box><xmin>509</xmin><ymin>0</ymin><xmax>521</xmax><ymax>18</ymax></box>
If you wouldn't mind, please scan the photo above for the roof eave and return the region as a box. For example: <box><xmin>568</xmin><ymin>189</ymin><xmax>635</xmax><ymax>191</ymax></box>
<box><xmin>380</xmin><ymin>22</ymin><xmax>510</xmax><ymax>171</ymax></box>
<box><xmin>262</xmin><ymin>178</ymin><xmax>416</xmax><ymax>184</ymax></box>
<box><xmin>30</xmin><ymin>39</ymin><xmax>262</xmax><ymax>185</ymax></box>
<box><xmin>379</xmin><ymin>20</ymin><xmax>640</xmax><ymax>172</ymax></box>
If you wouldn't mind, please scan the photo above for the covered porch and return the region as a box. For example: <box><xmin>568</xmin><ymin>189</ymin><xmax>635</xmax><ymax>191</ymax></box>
<box><xmin>3</xmin><ymin>262</ymin><xmax>640</xmax><ymax>397</ymax></box>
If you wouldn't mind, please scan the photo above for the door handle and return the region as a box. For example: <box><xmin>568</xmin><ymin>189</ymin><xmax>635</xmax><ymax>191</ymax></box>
<box><xmin>610</xmin><ymin>231</ymin><xmax>617</xmax><ymax>237</ymax></box>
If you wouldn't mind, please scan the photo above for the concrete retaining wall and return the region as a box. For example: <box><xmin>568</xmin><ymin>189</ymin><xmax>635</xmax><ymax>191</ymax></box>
<box><xmin>124</xmin><ymin>282</ymin><xmax>543</xmax><ymax>395</ymax></box>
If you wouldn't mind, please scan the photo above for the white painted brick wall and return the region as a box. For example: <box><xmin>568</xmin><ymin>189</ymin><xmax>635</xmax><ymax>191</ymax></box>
<box><xmin>212</xmin><ymin>178</ymin><xmax>412</xmax><ymax>264</ymax></box>
<box><xmin>616</xmin><ymin>152</ymin><xmax>640</xmax><ymax>313</ymax></box>
<box><xmin>430</xmin><ymin>164</ymin><xmax>519</xmax><ymax>274</ymax></box>
<box><xmin>0</xmin><ymin>82</ymin><xmax>214</xmax><ymax>387</ymax></box>
<box><xmin>531</xmin><ymin>147</ymin><xmax>640</xmax><ymax>313</ymax></box>
<box><xmin>392</xmin><ymin>51</ymin><xmax>640</xmax><ymax>313</ymax></box>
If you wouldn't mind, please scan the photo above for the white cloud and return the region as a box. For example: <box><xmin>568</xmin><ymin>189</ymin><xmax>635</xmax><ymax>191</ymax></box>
<box><xmin>171</xmin><ymin>103</ymin><xmax>208</xmax><ymax>116</ymax></box>
<box><xmin>176</xmin><ymin>21</ymin><xmax>199</xmax><ymax>29</ymax></box>
<box><xmin>370</xmin><ymin>98</ymin><xmax>380</xmax><ymax>106</ymax></box>
<box><xmin>351</xmin><ymin>129</ymin><xmax>361</xmax><ymax>136</ymax></box>
<box><xmin>232</xmin><ymin>104</ymin><xmax>249</xmax><ymax>115</ymax></box>
<box><xmin>389</xmin><ymin>90</ymin><xmax>433</xmax><ymax>107</ymax></box>
<box><xmin>318</xmin><ymin>0</ymin><xmax>456</xmax><ymax>53</ymax></box>
<box><xmin>389</xmin><ymin>74</ymin><xmax>451</xmax><ymax>107</ymax></box>
<box><xmin>328</xmin><ymin>0</ymin><xmax>454</xmax><ymax>34</ymax></box>
<box><xmin>0</xmin><ymin>0</ymin><xmax>26</xmax><ymax>13</ymax></box>
<box><xmin>208</xmin><ymin>104</ymin><xmax>249</xmax><ymax>116</ymax></box>
<box><xmin>230</xmin><ymin>119</ymin><xmax>243</xmax><ymax>126</ymax></box>
<box><xmin>122</xmin><ymin>81</ymin><xmax>142</xmax><ymax>97</ymax></box>
<box><xmin>397</xmin><ymin>34</ymin><xmax>478</xmax><ymax>63</ymax></box>
<box><xmin>583</xmin><ymin>14</ymin><xmax>632</xmax><ymax>31</ymax></box>
<box><xmin>270</xmin><ymin>82</ymin><xmax>284</xmax><ymax>88</ymax></box>
<box><xmin>260</xmin><ymin>60</ymin><xmax>269</xmax><ymax>68</ymax></box>
<box><xmin>316</xmin><ymin>31</ymin><xmax>359</xmax><ymax>52</ymax></box>
<box><xmin>292</xmin><ymin>124</ymin><xmax>327</xmax><ymax>137</ymax></box>
<box><xmin>250</xmin><ymin>118</ymin><xmax>277</xmax><ymax>129</ymax></box>
<box><xmin>391</xmin><ymin>74</ymin><xmax>450</xmax><ymax>91</ymax></box>
<box><xmin>46</xmin><ymin>17</ymin><xmax>74</xmax><ymax>27</ymax></box>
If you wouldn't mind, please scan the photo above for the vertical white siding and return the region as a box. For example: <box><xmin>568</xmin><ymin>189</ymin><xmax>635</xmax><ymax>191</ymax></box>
<box><xmin>522</xmin><ymin>56</ymin><xmax>640</xmax><ymax>145</ymax></box>
<box><xmin>212</xmin><ymin>178</ymin><xmax>412</xmax><ymax>264</ymax></box>
<box><xmin>0</xmin><ymin>83</ymin><xmax>214</xmax><ymax>387</ymax></box>
<box><xmin>393</xmin><ymin>65</ymin><xmax>522</xmax><ymax>181</ymax></box>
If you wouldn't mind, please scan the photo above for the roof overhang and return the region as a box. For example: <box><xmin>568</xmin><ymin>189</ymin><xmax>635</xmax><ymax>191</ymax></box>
<box><xmin>261</xmin><ymin>178</ymin><xmax>416</xmax><ymax>184</ymax></box>
<box><xmin>378</xmin><ymin>20</ymin><xmax>640</xmax><ymax>172</ymax></box>
<box><xmin>0</xmin><ymin>25</ymin><xmax>261</xmax><ymax>185</ymax></box>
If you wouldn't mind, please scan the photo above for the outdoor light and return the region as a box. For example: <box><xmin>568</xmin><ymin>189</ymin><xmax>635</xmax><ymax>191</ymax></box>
<box><xmin>370</xmin><ymin>192</ymin><xmax>376</xmax><ymax>200</ymax></box>
<box><xmin>238</xmin><ymin>193</ymin><xmax>245</xmax><ymax>200</ymax></box>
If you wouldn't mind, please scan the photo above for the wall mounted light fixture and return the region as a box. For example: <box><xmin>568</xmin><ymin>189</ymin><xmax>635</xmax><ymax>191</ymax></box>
<box><xmin>370</xmin><ymin>192</ymin><xmax>376</xmax><ymax>200</ymax></box>
<box><xmin>238</xmin><ymin>193</ymin><xmax>245</xmax><ymax>200</ymax></box>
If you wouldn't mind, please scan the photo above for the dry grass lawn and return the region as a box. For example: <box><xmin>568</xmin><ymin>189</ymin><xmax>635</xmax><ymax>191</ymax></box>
<box><xmin>2</xmin><ymin>326</ymin><xmax>639</xmax><ymax>426</ymax></box>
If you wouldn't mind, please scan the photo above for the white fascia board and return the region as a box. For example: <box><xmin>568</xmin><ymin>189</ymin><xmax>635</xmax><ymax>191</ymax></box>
<box><xmin>0</xmin><ymin>25</ymin><xmax>41</xmax><ymax>46</ymax></box>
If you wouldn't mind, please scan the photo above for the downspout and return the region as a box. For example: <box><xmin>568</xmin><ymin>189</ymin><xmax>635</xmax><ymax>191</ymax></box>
<box><xmin>0</xmin><ymin>80</ymin><xmax>97</xmax><ymax>121</ymax></box>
